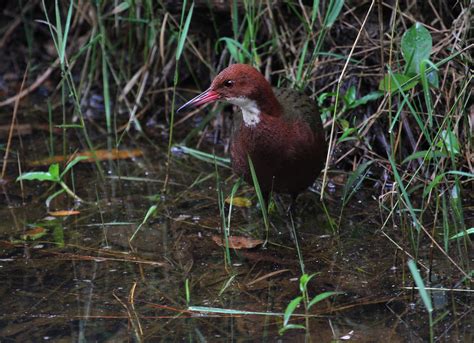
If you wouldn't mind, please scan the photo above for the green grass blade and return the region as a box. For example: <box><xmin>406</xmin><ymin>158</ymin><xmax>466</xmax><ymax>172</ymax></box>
<box><xmin>408</xmin><ymin>260</ymin><xmax>433</xmax><ymax>314</ymax></box>
<box><xmin>188</xmin><ymin>306</ymin><xmax>284</xmax><ymax>316</ymax></box>
<box><xmin>247</xmin><ymin>156</ymin><xmax>270</xmax><ymax>243</ymax></box>
<box><xmin>130</xmin><ymin>204</ymin><xmax>158</xmax><ymax>242</ymax></box>
<box><xmin>61</xmin><ymin>0</ymin><xmax>74</xmax><ymax>63</ymax></box>
<box><xmin>177</xmin><ymin>145</ymin><xmax>231</xmax><ymax>168</ymax></box>
<box><xmin>176</xmin><ymin>2</ymin><xmax>194</xmax><ymax>61</ymax></box>
<box><xmin>323</xmin><ymin>0</ymin><xmax>344</xmax><ymax>28</ymax></box>
<box><xmin>60</xmin><ymin>156</ymin><xmax>89</xmax><ymax>178</ymax></box>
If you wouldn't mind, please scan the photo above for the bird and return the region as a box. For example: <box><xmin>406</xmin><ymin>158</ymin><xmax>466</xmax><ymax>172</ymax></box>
<box><xmin>178</xmin><ymin>64</ymin><xmax>327</xmax><ymax>204</ymax></box>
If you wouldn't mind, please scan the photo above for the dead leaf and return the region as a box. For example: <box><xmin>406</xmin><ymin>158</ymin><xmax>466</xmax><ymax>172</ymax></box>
<box><xmin>331</xmin><ymin>174</ymin><xmax>347</xmax><ymax>185</ymax></box>
<box><xmin>0</xmin><ymin>123</ymin><xmax>62</xmax><ymax>139</ymax></box>
<box><xmin>212</xmin><ymin>235</ymin><xmax>263</xmax><ymax>249</ymax></box>
<box><xmin>225</xmin><ymin>196</ymin><xmax>252</xmax><ymax>208</ymax></box>
<box><xmin>21</xmin><ymin>227</ymin><xmax>47</xmax><ymax>240</ymax></box>
<box><xmin>29</xmin><ymin>149</ymin><xmax>143</xmax><ymax>166</ymax></box>
<box><xmin>48</xmin><ymin>210</ymin><xmax>81</xmax><ymax>217</ymax></box>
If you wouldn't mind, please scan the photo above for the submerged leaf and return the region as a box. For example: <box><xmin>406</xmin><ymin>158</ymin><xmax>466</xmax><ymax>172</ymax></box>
<box><xmin>48</xmin><ymin>210</ymin><xmax>80</xmax><ymax>217</ymax></box>
<box><xmin>279</xmin><ymin>324</ymin><xmax>306</xmax><ymax>335</ymax></box>
<box><xmin>225</xmin><ymin>196</ymin><xmax>252</xmax><ymax>208</ymax></box>
<box><xmin>212</xmin><ymin>235</ymin><xmax>263</xmax><ymax>249</ymax></box>
<box><xmin>21</xmin><ymin>227</ymin><xmax>47</xmax><ymax>240</ymax></box>
<box><xmin>29</xmin><ymin>149</ymin><xmax>144</xmax><ymax>166</ymax></box>
<box><xmin>379</xmin><ymin>73</ymin><xmax>418</xmax><ymax>92</ymax></box>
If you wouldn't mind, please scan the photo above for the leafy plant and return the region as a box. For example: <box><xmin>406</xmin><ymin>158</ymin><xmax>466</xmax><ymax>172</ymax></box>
<box><xmin>130</xmin><ymin>204</ymin><xmax>158</xmax><ymax>242</ymax></box>
<box><xmin>17</xmin><ymin>156</ymin><xmax>87</xmax><ymax>205</ymax></box>
<box><xmin>279</xmin><ymin>273</ymin><xmax>341</xmax><ymax>335</ymax></box>
<box><xmin>318</xmin><ymin>86</ymin><xmax>382</xmax><ymax>143</ymax></box>
<box><xmin>16</xmin><ymin>219</ymin><xmax>65</xmax><ymax>247</ymax></box>
<box><xmin>379</xmin><ymin>22</ymin><xmax>439</xmax><ymax>93</ymax></box>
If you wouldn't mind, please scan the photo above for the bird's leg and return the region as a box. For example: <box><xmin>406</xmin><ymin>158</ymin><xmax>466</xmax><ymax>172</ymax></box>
<box><xmin>286</xmin><ymin>193</ymin><xmax>298</xmax><ymax>216</ymax></box>
<box><xmin>265</xmin><ymin>191</ymin><xmax>274</xmax><ymax>213</ymax></box>
<box><xmin>285</xmin><ymin>193</ymin><xmax>302</xmax><ymax>242</ymax></box>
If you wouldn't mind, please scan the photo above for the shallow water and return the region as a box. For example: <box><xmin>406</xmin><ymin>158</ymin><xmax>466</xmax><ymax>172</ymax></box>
<box><xmin>0</xmin><ymin>134</ymin><xmax>472</xmax><ymax>342</ymax></box>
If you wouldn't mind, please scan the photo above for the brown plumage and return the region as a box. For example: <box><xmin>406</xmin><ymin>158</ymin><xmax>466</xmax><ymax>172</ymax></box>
<box><xmin>179</xmin><ymin>64</ymin><xmax>327</xmax><ymax>198</ymax></box>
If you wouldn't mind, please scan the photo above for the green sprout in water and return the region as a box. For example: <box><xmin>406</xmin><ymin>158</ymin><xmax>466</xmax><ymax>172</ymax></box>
<box><xmin>16</xmin><ymin>156</ymin><xmax>88</xmax><ymax>206</ymax></box>
<box><xmin>280</xmin><ymin>273</ymin><xmax>342</xmax><ymax>335</ymax></box>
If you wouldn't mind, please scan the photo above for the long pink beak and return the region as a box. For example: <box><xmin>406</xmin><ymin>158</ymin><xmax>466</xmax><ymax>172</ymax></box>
<box><xmin>178</xmin><ymin>88</ymin><xmax>220</xmax><ymax>112</ymax></box>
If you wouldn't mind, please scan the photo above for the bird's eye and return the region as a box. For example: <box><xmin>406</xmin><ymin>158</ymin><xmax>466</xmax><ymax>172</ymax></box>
<box><xmin>224</xmin><ymin>80</ymin><xmax>234</xmax><ymax>88</ymax></box>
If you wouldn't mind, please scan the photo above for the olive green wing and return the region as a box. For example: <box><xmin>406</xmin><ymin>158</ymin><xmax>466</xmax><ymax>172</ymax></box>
<box><xmin>273</xmin><ymin>88</ymin><xmax>323</xmax><ymax>132</ymax></box>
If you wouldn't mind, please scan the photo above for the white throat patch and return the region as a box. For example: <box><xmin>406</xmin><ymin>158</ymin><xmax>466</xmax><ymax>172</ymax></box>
<box><xmin>227</xmin><ymin>97</ymin><xmax>261</xmax><ymax>127</ymax></box>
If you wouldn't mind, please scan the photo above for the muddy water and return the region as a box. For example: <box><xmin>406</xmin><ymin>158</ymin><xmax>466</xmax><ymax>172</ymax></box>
<box><xmin>0</xmin><ymin>137</ymin><xmax>471</xmax><ymax>342</ymax></box>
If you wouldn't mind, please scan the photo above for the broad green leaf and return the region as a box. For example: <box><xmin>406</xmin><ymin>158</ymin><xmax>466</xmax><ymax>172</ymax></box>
<box><xmin>437</xmin><ymin>130</ymin><xmax>460</xmax><ymax>155</ymax></box>
<box><xmin>16</xmin><ymin>171</ymin><xmax>56</xmax><ymax>182</ymax></box>
<box><xmin>299</xmin><ymin>273</ymin><xmax>318</xmax><ymax>293</ymax></box>
<box><xmin>340</xmin><ymin>119</ymin><xmax>350</xmax><ymax>130</ymax></box>
<box><xmin>283</xmin><ymin>296</ymin><xmax>303</xmax><ymax>327</ymax></box>
<box><xmin>379</xmin><ymin>73</ymin><xmax>418</xmax><ymax>92</ymax></box>
<box><xmin>347</xmin><ymin>91</ymin><xmax>383</xmax><ymax>109</ymax></box>
<box><xmin>308</xmin><ymin>291</ymin><xmax>342</xmax><ymax>309</ymax></box>
<box><xmin>401</xmin><ymin>23</ymin><xmax>432</xmax><ymax>74</ymax></box>
<box><xmin>17</xmin><ymin>164</ymin><xmax>60</xmax><ymax>183</ymax></box>
<box><xmin>48</xmin><ymin>163</ymin><xmax>60</xmax><ymax>180</ymax></box>
<box><xmin>343</xmin><ymin>85</ymin><xmax>356</xmax><ymax>107</ymax></box>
